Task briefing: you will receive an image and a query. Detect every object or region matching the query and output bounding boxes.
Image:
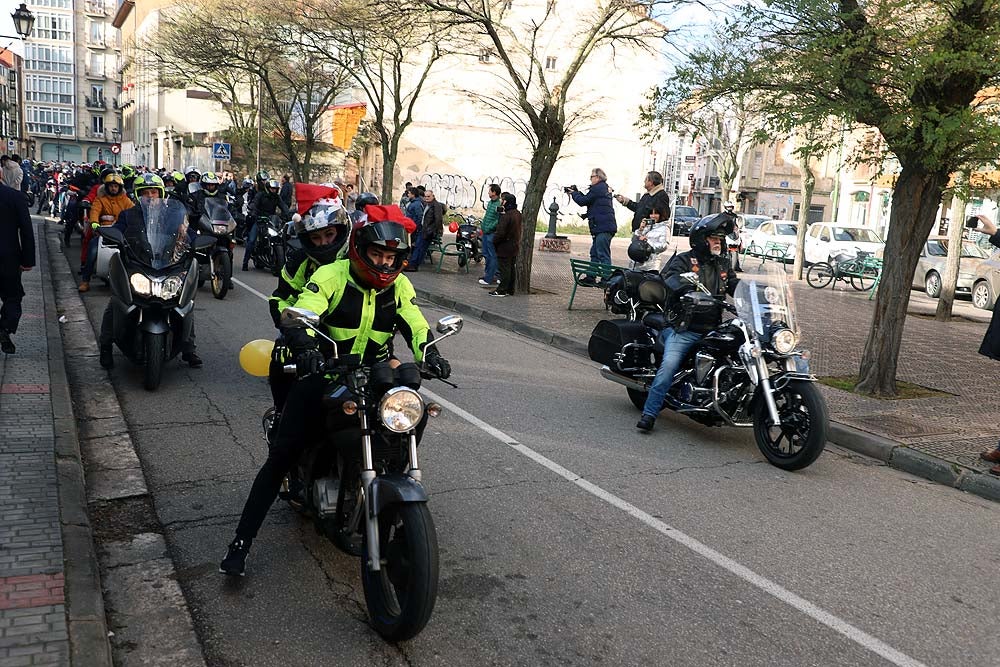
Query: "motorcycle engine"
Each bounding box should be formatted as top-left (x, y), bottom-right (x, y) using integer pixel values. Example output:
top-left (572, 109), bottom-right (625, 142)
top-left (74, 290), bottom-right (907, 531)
top-left (312, 477), bottom-right (340, 518)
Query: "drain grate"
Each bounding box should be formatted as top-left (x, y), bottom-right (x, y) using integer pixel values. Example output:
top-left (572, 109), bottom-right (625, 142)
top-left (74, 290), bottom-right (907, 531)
top-left (847, 414), bottom-right (955, 440)
top-left (914, 437), bottom-right (998, 471)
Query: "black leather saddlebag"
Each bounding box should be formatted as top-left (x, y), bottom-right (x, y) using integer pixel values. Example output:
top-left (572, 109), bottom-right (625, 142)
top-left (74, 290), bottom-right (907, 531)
top-left (588, 319), bottom-right (647, 367)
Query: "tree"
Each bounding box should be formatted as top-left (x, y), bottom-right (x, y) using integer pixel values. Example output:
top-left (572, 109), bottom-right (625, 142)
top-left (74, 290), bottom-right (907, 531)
top-left (294, 0), bottom-right (443, 201)
top-left (647, 0), bottom-right (1000, 396)
top-left (419, 0), bottom-right (672, 293)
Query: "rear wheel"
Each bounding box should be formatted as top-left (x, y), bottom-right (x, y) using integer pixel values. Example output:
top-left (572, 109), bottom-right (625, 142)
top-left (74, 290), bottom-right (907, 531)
top-left (457, 251), bottom-right (468, 267)
top-left (142, 333), bottom-right (166, 391)
top-left (752, 380), bottom-right (828, 471)
top-left (924, 271), bottom-right (942, 298)
top-left (806, 262), bottom-right (834, 289)
top-left (211, 252), bottom-right (231, 300)
top-left (626, 388), bottom-right (648, 411)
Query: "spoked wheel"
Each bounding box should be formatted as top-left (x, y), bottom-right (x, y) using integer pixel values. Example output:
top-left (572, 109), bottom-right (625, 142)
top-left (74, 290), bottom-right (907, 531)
top-left (752, 380), bottom-right (828, 470)
top-left (211, 252), bottom-right (232, 299)
top-left (973, 281), bottom-right (995, 310)
top-left (805, 262), bottom-right (834, 289)
top-left (850, 267), bottom-right (879, 291)
top-left (626, 388), bottom-right (648, 411)
top-left (362, 502), bottom-right (438, 642)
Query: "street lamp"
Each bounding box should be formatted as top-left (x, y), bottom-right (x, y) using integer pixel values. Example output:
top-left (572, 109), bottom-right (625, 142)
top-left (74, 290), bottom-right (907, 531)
top-left (1, 4), bottom-right (34, 40)
top-left (54, 128), bottom-right (62, 163)
top-left (111, 128), bottom-right (119, 166)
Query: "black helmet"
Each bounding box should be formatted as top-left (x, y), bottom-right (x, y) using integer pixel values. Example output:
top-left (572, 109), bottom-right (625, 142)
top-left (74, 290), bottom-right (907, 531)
top-left (355, 191), bottom-right (379, 212)
top-left (295, 205), bottom-right (349, 265)
top-left (628, 237), bottom-right (654, 264)
top-left (689, 212), bottom-right (736, 260)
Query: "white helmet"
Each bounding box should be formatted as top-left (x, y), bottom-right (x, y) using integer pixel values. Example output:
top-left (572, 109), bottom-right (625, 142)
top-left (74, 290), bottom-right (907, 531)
top-left (723, 201), bottom-right (736, 210)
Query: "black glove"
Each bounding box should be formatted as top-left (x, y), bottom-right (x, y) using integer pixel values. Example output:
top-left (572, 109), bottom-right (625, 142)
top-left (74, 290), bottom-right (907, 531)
top-left (295, 349), bottom-right (324, 377)
top-left (421, 346), bottom-right (451, 380)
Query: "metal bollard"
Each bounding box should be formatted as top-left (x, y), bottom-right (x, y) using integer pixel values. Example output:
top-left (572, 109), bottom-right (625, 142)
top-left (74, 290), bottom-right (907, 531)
top-left (545, 198), bottom-right (563, 239)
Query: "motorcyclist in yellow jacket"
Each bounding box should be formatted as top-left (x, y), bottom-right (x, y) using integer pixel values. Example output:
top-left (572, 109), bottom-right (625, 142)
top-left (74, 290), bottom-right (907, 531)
top-left (220, 220), bottom-right (451, 577)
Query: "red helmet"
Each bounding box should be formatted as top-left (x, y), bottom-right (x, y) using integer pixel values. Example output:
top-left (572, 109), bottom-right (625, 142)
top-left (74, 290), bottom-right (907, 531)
top-left (348, 221), bottom-right (410, 290)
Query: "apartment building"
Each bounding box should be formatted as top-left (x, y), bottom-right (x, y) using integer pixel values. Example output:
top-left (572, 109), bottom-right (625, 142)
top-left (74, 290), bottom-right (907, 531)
top-left (24, 0), bottom-right (122, 163)
top-left (0, 49), bottom-right (27, 156)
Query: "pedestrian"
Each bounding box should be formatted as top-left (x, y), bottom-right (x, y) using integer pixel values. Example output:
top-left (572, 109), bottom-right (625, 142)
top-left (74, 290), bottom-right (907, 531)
top-left (0, 181), bottom-right (35, 354)
top-left (399, 181), bottom-right (413, 209)
top-left (569, 167), bottom-right (617, 283)
top-left (406, 189), bottom-right (444, 271)
top-left (279, 174), bottom-right (294, 209)
top-left (975, 214), bottom-right (1000, 475)
top-left (404, 187), bottom-right (425, 241)
top-left (1, 155), bottom-right (22, 191)
top-left (479, 183), bottom-right (501, 287)
top-left (490, 192), bottom-right (522, 297)
top-left (615, 170), bottom-right (671, 233)
top-left (722, 201), bottom-right (743, 271)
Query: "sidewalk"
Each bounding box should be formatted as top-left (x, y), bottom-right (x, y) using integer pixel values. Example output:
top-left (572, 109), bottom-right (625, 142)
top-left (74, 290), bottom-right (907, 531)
top-left (0, 221), bottom-right (111, 666)
top-left (407, 232), bottom-right (1000, 502)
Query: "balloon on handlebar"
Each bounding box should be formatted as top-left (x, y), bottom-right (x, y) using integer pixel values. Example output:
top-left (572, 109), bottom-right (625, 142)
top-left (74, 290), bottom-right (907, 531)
top-left (239, 339), bottom-right (274, 377)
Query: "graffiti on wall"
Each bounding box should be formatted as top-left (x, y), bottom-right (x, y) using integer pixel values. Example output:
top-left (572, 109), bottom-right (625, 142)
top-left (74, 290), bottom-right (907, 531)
top-left (417, 173), bottom-right (478, 209)
top-left (416, 172), bottom-right (588, 217)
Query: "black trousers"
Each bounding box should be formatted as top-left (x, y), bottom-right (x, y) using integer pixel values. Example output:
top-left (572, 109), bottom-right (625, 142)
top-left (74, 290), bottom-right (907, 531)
top-left (0, 270), bottom-right (24, 334)
top-left (497, 256), bottom-right (516, 295)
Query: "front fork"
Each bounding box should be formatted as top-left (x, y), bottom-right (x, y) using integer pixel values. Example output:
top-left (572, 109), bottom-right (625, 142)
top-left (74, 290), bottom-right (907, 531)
top-left (359, 407), bottom-right (382, 571)
top-left (744, 341), bottom-right (782, 426)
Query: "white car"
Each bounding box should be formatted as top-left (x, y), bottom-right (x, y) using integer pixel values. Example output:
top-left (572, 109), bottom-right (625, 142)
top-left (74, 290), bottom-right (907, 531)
top-left (805, 222), bottom-right (885, 264)
top-left (743, 220), bottom-right (799, 258)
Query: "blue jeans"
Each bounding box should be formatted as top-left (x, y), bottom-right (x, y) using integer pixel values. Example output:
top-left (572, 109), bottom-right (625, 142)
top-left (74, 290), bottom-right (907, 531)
top-left (81, 231), bottom-right (99, 281)
top-left (482, 233), bottom-right (497, 282)
top-left (243, 218), bottom-right (260, 268)
top-left (642, 327), bottom-right (703, 419)
top-left (590, 232), bottom-right (613, 267)
top-left (410, 234), bottom-right (429, 267)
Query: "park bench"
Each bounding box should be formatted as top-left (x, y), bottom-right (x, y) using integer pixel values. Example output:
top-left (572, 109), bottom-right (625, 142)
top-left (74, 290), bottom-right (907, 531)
top-left (744, 240), bottom-right (792, 267)
top-left (568, 258), bottom-right (627, 310)
top-left (424, 237), bottom-right (470, 274)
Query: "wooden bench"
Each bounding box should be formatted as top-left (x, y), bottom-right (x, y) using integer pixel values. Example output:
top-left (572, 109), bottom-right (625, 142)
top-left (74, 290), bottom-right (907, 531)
top-left (568, 258), bottom-right (627, 310)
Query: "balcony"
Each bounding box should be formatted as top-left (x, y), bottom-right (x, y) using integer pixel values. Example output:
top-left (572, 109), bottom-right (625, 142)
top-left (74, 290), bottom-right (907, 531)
top-left (84, 0), bottom-right (108, 17)
top-left (84, 128), bottom-right (106, 140)
top-left (85, 95), bottom-right (106, 110)
top-left (84, 66), bottom-right (106, 80)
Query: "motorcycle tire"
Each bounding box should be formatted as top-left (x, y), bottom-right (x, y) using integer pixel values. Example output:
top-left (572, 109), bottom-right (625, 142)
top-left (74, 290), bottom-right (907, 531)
top-left (211, 252), bottom-right (231, 300)
top-left (626, 388), bottom-right (648, 411)
top-left (752, 380), bottom-right (828, 471)
top-left (142, 332), bottom-right (167, 392)
top-left (805, 262), bottom-right (834, 289)
top-left (457, 252), bottom-right (468, 268)
top-left (362, 502), bottom-right (439, 642)
top-left (271, 245), bottom-right (285, 277)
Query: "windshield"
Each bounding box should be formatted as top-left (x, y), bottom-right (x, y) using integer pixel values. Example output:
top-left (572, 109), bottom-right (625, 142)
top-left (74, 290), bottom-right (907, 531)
top-left (733, 264), bottom-right (798, 339)
top-left (138, 198), bottom-right (191, 269)
top-left (203, 196), bottom-right (233, 222)
top-left (833, 227), bottom-right (882, 243)
top-left (926, 239), bottom-right (990, 259)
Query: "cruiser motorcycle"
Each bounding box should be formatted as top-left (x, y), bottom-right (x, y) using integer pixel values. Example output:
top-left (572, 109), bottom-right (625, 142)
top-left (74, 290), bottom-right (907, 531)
top-left (589, 265), bottom-right (828, 470)
top-left (242, 308), bottom-right (463, 641)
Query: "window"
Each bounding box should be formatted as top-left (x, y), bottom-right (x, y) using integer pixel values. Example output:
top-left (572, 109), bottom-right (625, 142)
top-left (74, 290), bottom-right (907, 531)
top-left (820, 228), bottom-right (830, 242)
top-left (833, 227), bottom-right (882, 243)
top-left (32, 12), bottom-right (72, 41)
top-left (92, 115), bottom-right (104, 134)
top-left (31, 0), bottom-right (72, 8)
top-left (24, 74), bottom-right (73, 104)
top-left (478, 48), bottom-right (492, 63)
top-left (88, 21), bottom-right (105, 45)
top-left (90, 84), bottom-right (104, 102)
top-left (25, 105), bottom-right (74, 135)
top-left (25, 44), bottom-right (73, 73)
top-left (545, 56), bottom-right (557, 70)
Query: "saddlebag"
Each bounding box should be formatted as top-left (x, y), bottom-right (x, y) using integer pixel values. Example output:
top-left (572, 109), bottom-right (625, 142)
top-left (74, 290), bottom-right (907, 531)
top-left (604, 269), bottom-right (667, 314)
top-left (588, 319), bottom-right (649, 368)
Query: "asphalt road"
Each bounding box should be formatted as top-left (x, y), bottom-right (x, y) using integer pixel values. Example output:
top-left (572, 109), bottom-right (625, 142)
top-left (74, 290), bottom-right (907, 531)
top-left (63, 232), bottom-right (1000, 666)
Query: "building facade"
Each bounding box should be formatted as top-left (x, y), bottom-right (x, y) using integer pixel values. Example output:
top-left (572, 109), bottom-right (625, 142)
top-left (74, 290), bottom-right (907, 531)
top-left (0, 49), bottom-right (27, 157)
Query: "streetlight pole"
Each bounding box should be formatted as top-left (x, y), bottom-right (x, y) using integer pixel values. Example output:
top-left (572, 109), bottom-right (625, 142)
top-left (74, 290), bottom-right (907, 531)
top-left (111, 128), bottom-right (119, 166)
top-left (55, 128), bottom-right (62, 163)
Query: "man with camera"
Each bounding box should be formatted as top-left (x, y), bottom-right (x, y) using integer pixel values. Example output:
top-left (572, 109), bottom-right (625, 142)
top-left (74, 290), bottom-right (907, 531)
top-left (972, 214), bottom-right (1000, 475)
top-left (615, 171), bottom-right (671, 233)
top-left (569, 168), bottom-right (617, 284)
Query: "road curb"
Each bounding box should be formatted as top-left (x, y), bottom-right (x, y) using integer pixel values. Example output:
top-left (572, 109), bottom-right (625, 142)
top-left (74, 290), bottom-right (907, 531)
top-left (414, 284), bottom-right (1000, 504)
top-left (38, 221), bottom-right (114, 667)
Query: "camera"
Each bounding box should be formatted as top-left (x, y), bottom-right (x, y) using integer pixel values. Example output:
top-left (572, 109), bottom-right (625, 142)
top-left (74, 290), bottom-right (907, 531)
top-left (564, 185), bottom-right (577, 194)
top-left (966, 216), bottom-right (981, 229)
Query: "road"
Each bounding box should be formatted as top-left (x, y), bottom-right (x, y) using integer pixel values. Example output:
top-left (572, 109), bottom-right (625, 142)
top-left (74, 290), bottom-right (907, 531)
top-left (64, 234), bottom-right (1000, 666)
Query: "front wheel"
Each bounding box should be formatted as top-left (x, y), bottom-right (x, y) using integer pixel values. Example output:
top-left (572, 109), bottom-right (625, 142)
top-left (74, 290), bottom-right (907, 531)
top-left (142, 332), bottom-right (166, 391)
top-left (211, 252), bottom-right (232, 300)
top-left (362, 502), bottom-right (438, 642)
top-left (752, 380), bottom-right (828, 471)
top-left (626, 387), bottom-right (648, 411)
top-left (457, 251), bottom-right (468, 267)
top-left (805, 262), bottom-right (834, 289)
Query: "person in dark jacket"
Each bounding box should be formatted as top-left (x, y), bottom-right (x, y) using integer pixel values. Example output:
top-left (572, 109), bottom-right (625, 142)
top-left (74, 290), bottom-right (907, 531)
top-left (0, 182), bottom-right (35, 354)
top-left (636, 212), bottom-right (739, 432)
top-left (279, 174), bottom-right (294, 209)
top-left (490, 192), bottom-right (522, 297)
top-left (975, 215), bottom-right (1000, 474)
top-left (244, 179), bottom-right (292, 271)
top-left (570, 168), bottom-right (617, 282)
top-left (406, 189), bottom-right (444, 270)
top-left (615, 170), bottom-right (671, 232)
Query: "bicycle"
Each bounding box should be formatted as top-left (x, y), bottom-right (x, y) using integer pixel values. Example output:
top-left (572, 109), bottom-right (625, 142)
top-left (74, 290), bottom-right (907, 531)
top-left (806, 249), bottom-right (882, 291)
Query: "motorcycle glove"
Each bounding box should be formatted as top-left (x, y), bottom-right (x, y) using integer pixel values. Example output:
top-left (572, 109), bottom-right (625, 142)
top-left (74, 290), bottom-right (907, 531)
top-left (91, 222), bottom-right (99, 230)
top-left (421, 346), bottom-right (451, 380)
top-left (295, 349), bottom-right (324, 377)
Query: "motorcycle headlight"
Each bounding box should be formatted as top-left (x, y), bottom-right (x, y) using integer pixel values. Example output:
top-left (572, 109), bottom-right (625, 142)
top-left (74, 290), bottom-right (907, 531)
top-left (379, 387), bottom-right (425, 433)
top-left (161, 275), bottom-right (184, 300)
top-left (266, 227), bottom-right (280, 237)
top-left (213, 224), bottom-right (229, 233)
top-left (129, 273), bottom-right (151, 295)
top-left (771, 328), bottom-right (797, 354)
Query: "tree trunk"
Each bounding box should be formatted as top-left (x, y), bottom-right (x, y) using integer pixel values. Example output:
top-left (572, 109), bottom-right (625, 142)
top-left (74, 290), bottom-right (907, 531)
top-left (516, 140), bottom-right (561, 294)
top-left (935, 191), bottom-right (967, 320)
top-left (791, 159), bottom-right (815, 280)
top-left (380, 136), bottom-right (399, 204)
top-left (856, 167), bottom-right (947, 396)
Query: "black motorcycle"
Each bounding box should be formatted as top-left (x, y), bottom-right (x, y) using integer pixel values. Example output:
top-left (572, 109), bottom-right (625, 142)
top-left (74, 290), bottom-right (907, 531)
top-left (589, 265), bottom-right (828, 470)
top-left (95, 199), bottom-right (215, 390)
top-left (263, 307), bottom-right (462, 641)
top-left (60, 189), bottom-right (80, 247)
top-left (194, 197), bottom-right (237, 300)
top-left (248, 214), bottom-right (288, 276)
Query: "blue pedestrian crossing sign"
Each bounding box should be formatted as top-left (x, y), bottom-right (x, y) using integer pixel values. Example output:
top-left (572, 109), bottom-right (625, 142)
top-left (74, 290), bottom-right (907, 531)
top-left (212, 142), bottom-right (231, 161)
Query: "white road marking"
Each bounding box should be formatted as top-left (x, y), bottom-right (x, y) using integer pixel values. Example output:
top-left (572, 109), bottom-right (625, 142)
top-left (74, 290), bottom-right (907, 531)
top-left (241, 279), bottom-right (926, 667)
top-left (231, 277), bottom-right (271, 301)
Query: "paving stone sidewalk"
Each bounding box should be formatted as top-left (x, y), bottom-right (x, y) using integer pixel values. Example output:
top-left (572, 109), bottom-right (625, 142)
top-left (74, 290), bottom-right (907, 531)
top-left (408, 232), bottom-right (1000, 500)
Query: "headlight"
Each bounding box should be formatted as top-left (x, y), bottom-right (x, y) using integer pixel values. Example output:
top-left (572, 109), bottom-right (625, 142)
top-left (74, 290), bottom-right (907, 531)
top-left (379, 387), bottom-right (425, 433)
top-left (213, 224), bottom-right (229, 233)
top-left (771, 328), bottom-right (797, 354)
top-left (266, 227), bottom-right (280, 237)
top-left (161, 275), bottom-right (184, 299)
top-left (130, 273), bottom-right (151, 295)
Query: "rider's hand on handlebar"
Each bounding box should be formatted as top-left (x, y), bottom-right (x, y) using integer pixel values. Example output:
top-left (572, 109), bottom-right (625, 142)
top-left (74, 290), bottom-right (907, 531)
top-left (295, 349), bottom-right (324, 377)
top-left (421, 347), bottom-right (451, 380)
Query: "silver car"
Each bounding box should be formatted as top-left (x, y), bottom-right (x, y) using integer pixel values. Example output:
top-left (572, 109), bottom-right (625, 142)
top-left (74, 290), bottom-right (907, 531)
top-left (913, 236), bottom-right (989, 299)
top-left (972, 245), bottom-right (1000, 310)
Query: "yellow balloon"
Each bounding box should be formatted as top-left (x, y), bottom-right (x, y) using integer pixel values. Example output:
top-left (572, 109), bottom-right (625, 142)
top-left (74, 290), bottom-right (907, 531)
top-left (239, 339), bottom-right (274, 377)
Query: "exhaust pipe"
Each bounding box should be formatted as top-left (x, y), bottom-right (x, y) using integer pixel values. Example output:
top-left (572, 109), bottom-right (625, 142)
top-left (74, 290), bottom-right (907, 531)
top-left (600, 366), bottom-right (649, 392)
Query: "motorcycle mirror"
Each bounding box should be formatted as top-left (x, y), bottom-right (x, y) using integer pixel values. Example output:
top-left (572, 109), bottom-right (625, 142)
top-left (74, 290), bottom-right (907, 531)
top-left (435, 314), bottom-right (463, 335)
top-left (280, 307), bottom-right (321, 329)
top-left (95, 226), bottom-right (125, 245)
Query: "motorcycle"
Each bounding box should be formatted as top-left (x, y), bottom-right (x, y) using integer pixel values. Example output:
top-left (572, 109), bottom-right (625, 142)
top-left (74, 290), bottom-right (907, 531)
top-left (243, 307), bottom-right (462, 641)
top-left (589, 264), bottom-right (828, 470)
top-left (38, 179), bottom-right (57, 215)
top-left (95, 198), bottom-right (215, 390)
top-left (194, 196), bottom-right (237, 300)
top-left (454, 215), bottom-right (483, 267)
top-left (60, 189), bottom-right (80, 247)
top-left (248, 214), bottom-right (288, 276)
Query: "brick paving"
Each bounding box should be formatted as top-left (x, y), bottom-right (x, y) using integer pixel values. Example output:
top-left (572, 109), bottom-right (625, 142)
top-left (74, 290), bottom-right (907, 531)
top-left (411, 232), bottom-right (1000, 477)
top-left (0, 222), bottom-right (70, 665)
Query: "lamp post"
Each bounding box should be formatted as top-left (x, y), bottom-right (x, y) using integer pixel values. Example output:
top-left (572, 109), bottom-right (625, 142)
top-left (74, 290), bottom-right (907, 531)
top-left (111, 128), bottom-right (119, 166)
top-left (54, 128), bottom-right (61, 163)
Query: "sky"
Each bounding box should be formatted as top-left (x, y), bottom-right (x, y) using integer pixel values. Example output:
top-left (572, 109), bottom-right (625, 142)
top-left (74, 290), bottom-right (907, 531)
top-left (0, 0), bottom-right (30, 56)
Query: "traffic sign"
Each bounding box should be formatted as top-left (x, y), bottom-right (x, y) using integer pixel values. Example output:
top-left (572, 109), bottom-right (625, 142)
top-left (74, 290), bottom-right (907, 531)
top-left (110, 143), bottom-right (121, 154)
top-left (212, 142), bottom-right (231, 161)
top-left (6, 139), bottom-right (13, 151)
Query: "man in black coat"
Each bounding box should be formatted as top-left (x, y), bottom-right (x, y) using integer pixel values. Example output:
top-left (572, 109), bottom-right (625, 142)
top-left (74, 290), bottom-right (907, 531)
top-left (615, 170), bottom-right (671, 232)
top-left (0, 182), bottom-right (35, 354)
top-left (975, 215), bottom-right (1000, 475)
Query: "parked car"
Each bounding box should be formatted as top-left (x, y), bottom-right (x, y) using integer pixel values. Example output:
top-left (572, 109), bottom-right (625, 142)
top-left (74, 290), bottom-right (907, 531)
top-left (742, 220), bottom-right (799, 257)
top-left (672, 205), bottom-right (700, 236)
top-left (913, 236), bottom-right (989, 298)
top-left (804, 222), bottom-right (885, 264)
top-left (972, 248), bottom-right (1000, 310)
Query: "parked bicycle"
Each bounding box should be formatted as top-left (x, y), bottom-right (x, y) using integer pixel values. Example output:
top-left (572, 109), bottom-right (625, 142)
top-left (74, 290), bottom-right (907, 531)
top-left (806, 249), bottom-right (882, 291)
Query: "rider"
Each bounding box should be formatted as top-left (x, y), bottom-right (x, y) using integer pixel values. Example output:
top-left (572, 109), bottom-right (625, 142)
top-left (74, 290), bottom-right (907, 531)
top-left (636, 212), bottom-right (740, 432)
top-left (349, 191), bottom-right (379, 225)
top-left (79, 170), bottom-right (134, 293)
top-left (181, 165), bottom-right (201, 199)
top-left (97, 174), bottom-right (203, 370)
top-left (187, 171), bottom-right (224, 220)
top-left (219, 220), bottom-right (452, 577)
top-left (243, 178), bottom-right (291, 271)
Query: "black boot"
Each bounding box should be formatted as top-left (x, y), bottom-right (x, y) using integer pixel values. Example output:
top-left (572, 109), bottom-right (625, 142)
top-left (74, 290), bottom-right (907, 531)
top-left (99, 346), bottom-right (114, 369)
top-left (182, 350), bottom-right (203, 368)
top-left (219, 537), bottom-right (251, 577)
top-left (0, 329), bottom-right (14, 354)
top-left (636, 415), bottom-right (655, 432)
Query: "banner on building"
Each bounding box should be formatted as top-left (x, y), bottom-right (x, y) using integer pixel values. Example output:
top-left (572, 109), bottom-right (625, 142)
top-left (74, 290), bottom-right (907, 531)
top-left (330, 103), bottom-right (367, 151)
